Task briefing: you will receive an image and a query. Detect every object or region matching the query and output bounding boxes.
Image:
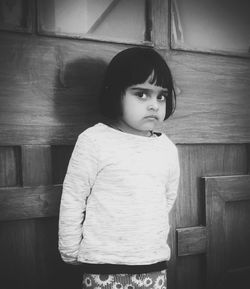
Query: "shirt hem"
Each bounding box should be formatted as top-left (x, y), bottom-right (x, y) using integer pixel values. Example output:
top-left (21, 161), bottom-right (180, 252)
top-left (78, 261), bottom-right (167, 274)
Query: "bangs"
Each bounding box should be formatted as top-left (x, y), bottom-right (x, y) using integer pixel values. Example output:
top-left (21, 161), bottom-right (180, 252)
top-left (125, 56), bottom-right (173, 90)
top-left (144, 69), bottom-right (170, 89)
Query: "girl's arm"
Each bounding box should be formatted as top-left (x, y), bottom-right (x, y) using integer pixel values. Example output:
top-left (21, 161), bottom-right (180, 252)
top-left (166, 146), bottom-right (180, 212)
top-left (58, 133), bottom-right (98, 264)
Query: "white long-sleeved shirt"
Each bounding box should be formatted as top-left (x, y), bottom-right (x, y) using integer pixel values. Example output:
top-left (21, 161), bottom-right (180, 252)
top-left (58, 122), bottom-right (180, 266)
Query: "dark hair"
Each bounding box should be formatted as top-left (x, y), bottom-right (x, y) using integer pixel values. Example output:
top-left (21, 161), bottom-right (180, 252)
top-left (99, 47), bottom-right (176, 120)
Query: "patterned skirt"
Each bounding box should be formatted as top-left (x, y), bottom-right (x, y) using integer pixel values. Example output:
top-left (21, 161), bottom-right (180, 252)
top-left (82, 270), bottom-right (167, 289)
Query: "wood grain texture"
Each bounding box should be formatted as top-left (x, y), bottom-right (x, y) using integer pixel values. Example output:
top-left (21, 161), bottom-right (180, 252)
top-left (176, 144), bottom-right (248, 227)
top-left (22, 145), bottom-right (52, 185)
top-left (0, 33), bottom-right (250, 144)
top-left (157, 50), bottom-right (250, 143)
top-left (0, 0), bottom-right (34, 33)
top-left (174, 144), bottom-right (248, 289)
top-left (176, 255), bottom-right (206, 289)
top-left (0, 146), bottom-right (21, 186)
top-left (226, 201), bottom-right (250, 270)
top-left (204, 175), bottom-right (250, 289)
top-left (20, 145), bottom-right (82, 289)
top-left (177, 226), bottom-right (207, 256)
top-left (174, 226), bottom-right (207, 288)
top-left (0, 145), bottom-right (55, 289)
top-left (0, 32), bottom-right (109, 145)
top-left (0, 219), bottom-right (38, 289)
top-left (0, 185), bottom-right (62, 221)
top-left (0, 145), bottom-right (38, 289)
top-left (205, 175), bottom-right (250, 202)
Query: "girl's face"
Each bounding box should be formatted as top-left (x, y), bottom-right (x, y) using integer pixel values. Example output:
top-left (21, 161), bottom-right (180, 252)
top-left (118, 76), bottom-right (167, 136)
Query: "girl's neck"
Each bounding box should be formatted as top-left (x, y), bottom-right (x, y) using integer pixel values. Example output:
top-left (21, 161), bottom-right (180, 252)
top-left (107, 120), bottom-right (154, 137)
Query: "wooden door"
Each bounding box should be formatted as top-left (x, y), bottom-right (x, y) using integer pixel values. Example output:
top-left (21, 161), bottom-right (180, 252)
top-left (176, 174), bottom-right (250, 289)
top-left (205, 175), bottom-right (250, 289)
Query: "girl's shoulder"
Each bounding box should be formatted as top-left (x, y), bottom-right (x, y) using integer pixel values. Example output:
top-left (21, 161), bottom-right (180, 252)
top-left (77, 122), bottom-right (117, 144)
top-left (79, 122), bottom-right (105, 136)
top-left (76, 123), bottom-right (104, 143)
top-left (159, 133), bottom-right (178, 153)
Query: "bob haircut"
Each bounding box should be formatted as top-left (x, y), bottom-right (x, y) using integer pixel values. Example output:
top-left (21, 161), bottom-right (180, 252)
top-left (99, 47), bottom-right (176, 121)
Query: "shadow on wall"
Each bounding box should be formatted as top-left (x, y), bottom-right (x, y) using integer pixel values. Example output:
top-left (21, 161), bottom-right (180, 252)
top-left (49, 57), bottom-right (108, 288)
top-left (53, 56), bottom-right (107, 138)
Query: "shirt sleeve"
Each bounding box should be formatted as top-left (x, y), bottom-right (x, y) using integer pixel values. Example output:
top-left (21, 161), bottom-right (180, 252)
top-left (58, 133), bottom-right (99, 264)
top-left (166, 145), bottom-right (180, 212)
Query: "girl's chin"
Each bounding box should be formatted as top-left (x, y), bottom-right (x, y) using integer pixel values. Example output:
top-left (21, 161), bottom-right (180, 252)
top-left (140, 123), bottom-right (156, 131)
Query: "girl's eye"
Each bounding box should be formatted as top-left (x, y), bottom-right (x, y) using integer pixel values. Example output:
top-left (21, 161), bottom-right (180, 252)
top-left (136, 92), bottom-right (148, 99)
top-left (158, 94), bottom-right (167, 102)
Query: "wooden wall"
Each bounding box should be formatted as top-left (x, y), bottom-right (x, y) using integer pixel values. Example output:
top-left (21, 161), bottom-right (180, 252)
top-left (1, 32), bottom-right (250, 145)
top-left (0, 1), bottom-right (250, 289)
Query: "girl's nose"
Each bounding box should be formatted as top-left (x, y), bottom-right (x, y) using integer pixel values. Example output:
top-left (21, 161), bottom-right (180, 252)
top-left (148, 99), bottom-right (159, 111)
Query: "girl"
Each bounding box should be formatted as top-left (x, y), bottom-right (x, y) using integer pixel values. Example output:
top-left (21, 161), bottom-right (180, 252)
top-left (58, 47), bottom-right (180, 289)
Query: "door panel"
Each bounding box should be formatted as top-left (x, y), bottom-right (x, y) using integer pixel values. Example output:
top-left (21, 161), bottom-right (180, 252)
top-left (205, 175), bottom-right (250, 289)
top-left (174, 145), bottom-right (249, 289)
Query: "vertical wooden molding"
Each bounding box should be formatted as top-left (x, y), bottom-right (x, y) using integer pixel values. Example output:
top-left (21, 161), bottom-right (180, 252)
top-left (0, 0), bottom-right (34, 33)
top-left (205, 177), bottom-right (227, 288)
top-left (37, 0), bottom-right (55, 35)
top-left (21, 145), bottom-right (52, 186)
top-left (170, 0), bottom-right (184, 50)
top-left (247, 144), bottom-right (250, 174)
top-left (151, 0), bottom-right (169, 48)
top-left (0, 146), bottom-right (21, 287)
top-left (19, 145), bottom-right (53, 287)
top-left (0, 146), bottom-right (22, 187)
top-left (24, 0), bottom-right (35, 33)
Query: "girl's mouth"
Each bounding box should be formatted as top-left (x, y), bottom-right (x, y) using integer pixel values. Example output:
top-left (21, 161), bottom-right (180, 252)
top-left (144, 115), bottom-right (158, 120)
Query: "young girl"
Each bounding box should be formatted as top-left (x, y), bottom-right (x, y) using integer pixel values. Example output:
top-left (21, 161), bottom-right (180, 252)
top-left (58, 47), bottom-right (180, 289)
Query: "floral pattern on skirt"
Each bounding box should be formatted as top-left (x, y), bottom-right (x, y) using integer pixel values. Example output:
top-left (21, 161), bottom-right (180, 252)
top-left (82, 270), bottom-right (167, 289)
